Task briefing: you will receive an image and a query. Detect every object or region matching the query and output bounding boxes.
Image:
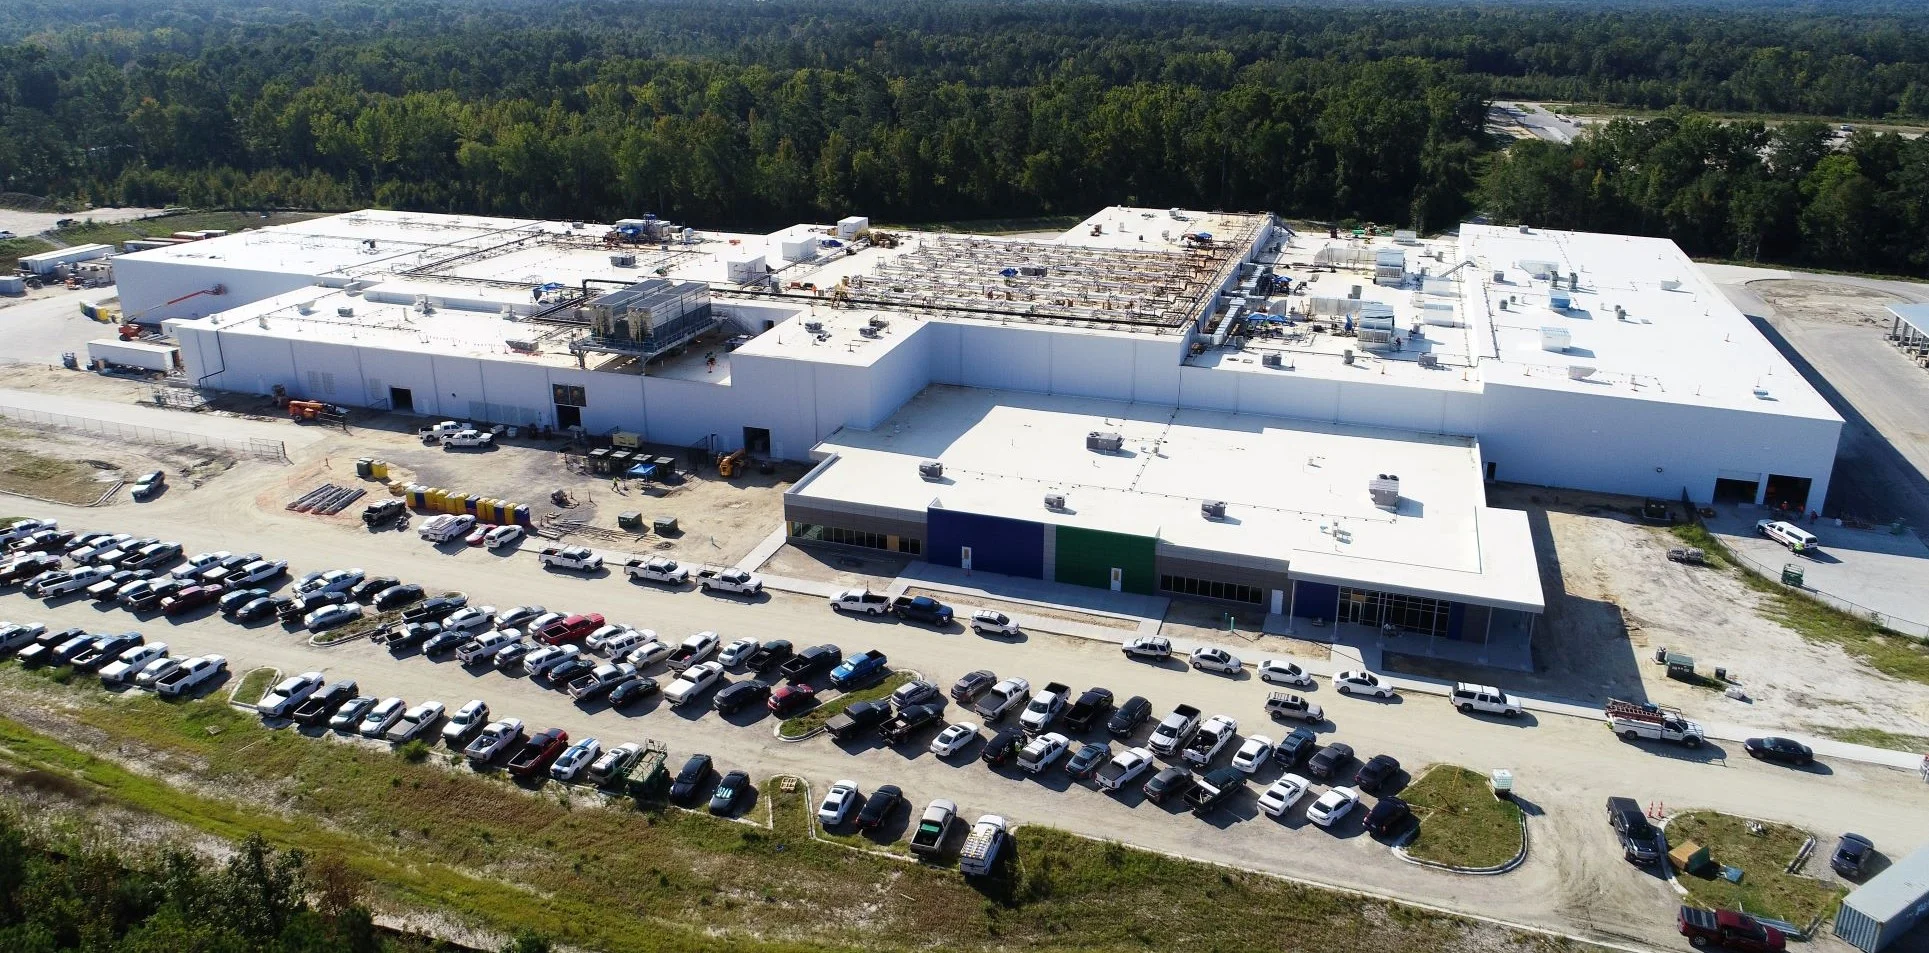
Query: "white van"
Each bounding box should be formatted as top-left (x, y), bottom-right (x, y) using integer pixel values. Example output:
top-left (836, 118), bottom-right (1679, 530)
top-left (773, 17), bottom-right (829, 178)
top-left (1756, 519), bottom-right (1818, 553)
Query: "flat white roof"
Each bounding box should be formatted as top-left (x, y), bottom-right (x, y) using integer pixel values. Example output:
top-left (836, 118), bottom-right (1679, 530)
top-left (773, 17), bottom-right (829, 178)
top-left (796, 385), bottom-right (1544, 611)
top-left (1460, 224), bottom-right (1837, 418)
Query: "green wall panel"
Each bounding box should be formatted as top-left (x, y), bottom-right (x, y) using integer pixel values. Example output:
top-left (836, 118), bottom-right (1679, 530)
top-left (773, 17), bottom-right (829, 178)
top-left (1055, 525), bottom-right (1156, 595)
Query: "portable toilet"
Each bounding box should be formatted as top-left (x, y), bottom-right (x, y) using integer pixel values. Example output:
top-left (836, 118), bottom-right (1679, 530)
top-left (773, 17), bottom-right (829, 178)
top-left (463, 494), bottom-right (480, 515)
top-left (407, 484), bottom-right (427, 509)
top-left (513, 503), bottom-right (532, 526)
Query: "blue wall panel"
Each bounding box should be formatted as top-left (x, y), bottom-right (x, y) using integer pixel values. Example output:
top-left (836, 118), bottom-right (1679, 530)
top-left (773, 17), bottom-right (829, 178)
top-left (926, 508), bottom-right (1046, 579)
top-left (1447, 602), bottom-right (1467, 640)
top-left (1292, 581), bottom-right (1340, 620)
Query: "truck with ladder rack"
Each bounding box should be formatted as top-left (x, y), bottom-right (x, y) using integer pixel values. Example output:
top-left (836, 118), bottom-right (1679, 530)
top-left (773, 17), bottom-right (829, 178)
top-left (1606, 698), bottom-right (1705, 748)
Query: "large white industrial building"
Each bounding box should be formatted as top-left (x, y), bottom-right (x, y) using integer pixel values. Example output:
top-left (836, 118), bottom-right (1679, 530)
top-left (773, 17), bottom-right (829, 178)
top-left (114, 205), bottom-right (1843, 668)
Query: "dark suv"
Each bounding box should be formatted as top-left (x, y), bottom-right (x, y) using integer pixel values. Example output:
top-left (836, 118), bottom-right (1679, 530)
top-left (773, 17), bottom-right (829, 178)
top-left (1606, 796), bottom-right (1663, 864)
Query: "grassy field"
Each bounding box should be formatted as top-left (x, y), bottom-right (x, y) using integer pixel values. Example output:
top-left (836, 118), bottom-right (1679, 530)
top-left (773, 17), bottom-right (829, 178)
top-left (1806, 724), bottom-right (1929, 753)
top-left (0, 665), bottom-right (1586, 953)
top-left (0, 446), bottom-right (115, 505)
top-left (47, 209), bottom-right (328, 248)
top-left (230, 667), bottom-right (279, 706)
top-left (1400, 765), bottom-right (1525, 869)
top-left (0, 236), bottom-right (58, 272)
top-left (1667, 812), bottom-right (1845, 927)
top-left (777, 670), bottom-right (912, 739)
top-left (1669, 524), bottom-right (1929, 686)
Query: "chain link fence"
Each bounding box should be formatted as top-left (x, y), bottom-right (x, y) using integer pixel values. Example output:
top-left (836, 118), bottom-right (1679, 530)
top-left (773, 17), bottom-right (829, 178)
top-left (0, 403), bottom-right (287, 462)
top-left (1721, 542), bottom-right (1929, 640)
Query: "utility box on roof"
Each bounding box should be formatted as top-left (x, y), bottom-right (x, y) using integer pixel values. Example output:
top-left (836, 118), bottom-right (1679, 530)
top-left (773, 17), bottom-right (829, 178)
top-left (1374, 249), bottom-right (1406, 286)
top-left (725, 255), bottom-right (767, 284)
top-left (837, 216), bottom-right (870, 240)
top-left (1836, 845), bottom-right (1929, 952)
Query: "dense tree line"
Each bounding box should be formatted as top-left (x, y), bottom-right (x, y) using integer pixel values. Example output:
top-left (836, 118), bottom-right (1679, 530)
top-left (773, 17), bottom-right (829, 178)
top-left (5, 0), bottom-right (1929, 272)
top-left (1480, 113), bottom-right (1929, 275)
top-left (0, 812), bottom-right (547, 953)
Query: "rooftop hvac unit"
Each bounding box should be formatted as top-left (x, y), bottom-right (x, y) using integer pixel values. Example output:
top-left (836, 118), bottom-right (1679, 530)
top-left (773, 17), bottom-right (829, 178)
top-left (610, 253), bottom-right (636, 267)
top-left (1086, 431), bottom-right (1124, 453)
top-left (1368, 474), bottom-right (1400, 509)
top-left (868, 317), bottom-right (890, 329)
top-left (1044, 493), bottom-right (1067, 511)
top-left (1660, 277), bottom-right (1682, 291)
top-left (1568, 365), bottom-right (1597, 380)
top-left (336, 306), bottom-right (354, 317)
top-left (1262, 352), bottom-right (1283, 368)
top-left (1418, 353), bottom-right (1439, 368)
top-left (1549, 290), bottom-right (1572, 311)
top-left (859, 325), bottom-right (880, 338)
top-left (1493, 271), bottom-right (1506, 283)
top-left (1343, 349), bottom-right (1355, 365)
top-left (1348, 284), bottom-right (1363, 299)
top-left (295, 300), bottom-right (316, 314)
top-left (506, 339), bottom-right (538, 353)
top-left (1541, 326), bottom-right (1572, 352)
top-left (804, 320), bottom-right (824, 333)
top-left (1614, 305), bottom-right (1628, 321)
top-left (918, 460), bottom-right (944, 481)
top-left (1201, 500), bottom-right (1228, 521)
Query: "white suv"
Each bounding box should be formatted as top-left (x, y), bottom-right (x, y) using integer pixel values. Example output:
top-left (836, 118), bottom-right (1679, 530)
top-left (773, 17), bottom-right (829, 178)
top-left (1450, 682), bottom-right (1521, 717)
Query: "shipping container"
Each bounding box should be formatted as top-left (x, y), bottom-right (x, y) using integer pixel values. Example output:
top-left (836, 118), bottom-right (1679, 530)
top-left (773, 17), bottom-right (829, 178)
top-left (1836, 845), bottom-right (1929, 952)
top-left (86, 338), bottom-right (178, 372)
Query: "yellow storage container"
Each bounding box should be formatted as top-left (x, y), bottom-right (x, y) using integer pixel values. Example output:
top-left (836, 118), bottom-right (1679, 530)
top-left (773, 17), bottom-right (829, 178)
top-left (371, 459), bottom-right (389, 479)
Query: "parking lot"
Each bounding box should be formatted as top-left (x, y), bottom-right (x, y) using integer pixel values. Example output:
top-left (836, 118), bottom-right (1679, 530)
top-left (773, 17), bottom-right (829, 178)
top-left (3, 481), bottom-right (1922, 951)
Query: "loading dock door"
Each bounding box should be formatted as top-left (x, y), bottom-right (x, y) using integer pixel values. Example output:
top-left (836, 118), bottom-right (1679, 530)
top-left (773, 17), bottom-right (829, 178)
top-left (389, 386), bottom-right (413, 412)
top-left (926, 509), bottom-right (1044, 579)
top-left (1763, 474), bottom-right (1812, 511)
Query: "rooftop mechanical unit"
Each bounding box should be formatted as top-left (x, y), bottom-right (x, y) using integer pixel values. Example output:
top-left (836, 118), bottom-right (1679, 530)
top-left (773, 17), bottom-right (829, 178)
top-left (918, 460), bottom-right (944, 481)
top-left (1044, 493), bottom-right (1067, 511)
top-left (610, 253), bottom-right (636, 268)
top-left (1262, 352), bottom-right (1283, 368)
top-left (1201, 500), bottom-right (1227, 521)
top-left (1368, 474), bottom-right (1401, 509)
top-left (1086, 431), bottom-right (1124, 453)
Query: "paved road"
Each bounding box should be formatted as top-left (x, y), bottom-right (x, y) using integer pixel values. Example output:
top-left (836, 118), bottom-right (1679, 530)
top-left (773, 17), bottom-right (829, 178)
top-left (0, 206), bottom-right (165, 239)
top-left (3, 474), bottom-right (1921, 952)
top-left (1493, 102), bottom-right (1579, 144)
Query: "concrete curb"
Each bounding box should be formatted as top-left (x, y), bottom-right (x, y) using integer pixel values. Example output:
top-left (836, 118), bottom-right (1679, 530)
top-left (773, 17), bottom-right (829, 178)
top-left (1392, 808), bottom-right (1530, 876)
top-left (781, 775), bottom-right (919, 865)
top-left (226, 665), bottom-right (278, 710)
top-left (773, 669), bottom-right (923, 744)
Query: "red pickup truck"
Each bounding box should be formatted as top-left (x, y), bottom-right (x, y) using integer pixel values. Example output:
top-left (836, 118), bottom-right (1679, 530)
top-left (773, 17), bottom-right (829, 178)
top-left (161, 584), bottom-right (224, 616)
top-left (506, 728), bottom-right (569, 777)
top-left (1678, 906), bottom-right (1785, 951)
top-left (535, 613), bottom-right (605, 646)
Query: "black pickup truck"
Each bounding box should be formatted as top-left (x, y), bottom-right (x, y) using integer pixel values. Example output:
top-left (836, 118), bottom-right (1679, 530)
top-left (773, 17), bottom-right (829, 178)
top-left (291, 681), bottom-right (360, 727)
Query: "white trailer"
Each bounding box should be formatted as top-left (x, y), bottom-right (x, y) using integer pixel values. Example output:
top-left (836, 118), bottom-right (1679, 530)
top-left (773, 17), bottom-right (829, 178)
top-left (87, 338), bottom-right (179, 372)
top-left (19, 243), bottom-right (113, 275)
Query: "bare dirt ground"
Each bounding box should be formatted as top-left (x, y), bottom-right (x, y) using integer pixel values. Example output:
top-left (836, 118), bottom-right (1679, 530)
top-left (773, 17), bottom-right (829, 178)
top-left (0, 423), bottom-right (235, 507)
top-left (0, 206), bottom-right (166, 237)
top-left (763, 543), bottom-right (908, 591)
top-left (1414, 486), bottom-right (1929, 739)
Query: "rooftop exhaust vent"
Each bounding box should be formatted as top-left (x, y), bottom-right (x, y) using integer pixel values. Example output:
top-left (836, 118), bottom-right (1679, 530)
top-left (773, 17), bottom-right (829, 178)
top-left (1368, 474), bottom-right (1400, 509)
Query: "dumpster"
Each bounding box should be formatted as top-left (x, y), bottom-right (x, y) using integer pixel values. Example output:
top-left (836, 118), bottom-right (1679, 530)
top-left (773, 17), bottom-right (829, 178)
top-left (618, 512), bottom-right (643, 531)
top-left (653, 516), bottom-right (679, 535)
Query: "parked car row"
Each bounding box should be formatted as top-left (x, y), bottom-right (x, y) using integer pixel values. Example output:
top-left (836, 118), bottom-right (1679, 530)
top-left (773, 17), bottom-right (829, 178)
top-left (0, 620), bottom-right (228, 698)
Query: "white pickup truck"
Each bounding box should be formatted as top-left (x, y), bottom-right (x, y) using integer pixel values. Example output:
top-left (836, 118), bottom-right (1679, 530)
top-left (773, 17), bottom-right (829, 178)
top-left (539, 545), bottom-right (603, 572)
top-left (1182, 714), bottom-right (1238, 766)
top-left (829, 588), bottom-right (891, 614)
top-left (442, 429), bottom-right (494, 448)
top-left (1606, 698), bottom-right (1705, 748)
top-left (419, 514), bottom-right (475, 543)
top-left (624, 556), bottom-right (689, 585)
top-left (664, 661), bottom-right (723, 706)
top-left (418, 421), bottom-right (466, 443)
top-left (463, 717), bottom-right (525, 762)
top-left (698, 566), bottom-right (763, 595)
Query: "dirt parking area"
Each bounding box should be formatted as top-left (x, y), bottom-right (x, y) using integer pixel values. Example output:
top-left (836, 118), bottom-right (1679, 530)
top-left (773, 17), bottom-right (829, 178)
top-left (1402, 486), bottom-right (1929, 741)
top-left (282, 416), bottom-right (805, 566)
top-left (761, 543), bottom-right (908, 591)
top-left (0, 422), bottom-right (234, 506)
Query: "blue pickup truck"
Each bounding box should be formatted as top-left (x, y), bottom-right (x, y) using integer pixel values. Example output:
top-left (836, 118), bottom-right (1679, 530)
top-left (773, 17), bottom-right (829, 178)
top-left (830, 649), bottom-right (889, 689)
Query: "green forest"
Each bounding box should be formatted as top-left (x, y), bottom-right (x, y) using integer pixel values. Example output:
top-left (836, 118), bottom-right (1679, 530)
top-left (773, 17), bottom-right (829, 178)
top-left (4, 0), bottom-right (1929, 273)
top-left (0, 811), bottom-right (548, 953)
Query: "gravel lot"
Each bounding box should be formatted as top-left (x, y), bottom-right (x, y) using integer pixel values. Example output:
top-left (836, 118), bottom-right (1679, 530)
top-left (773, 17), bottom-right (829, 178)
top-left (2, 458), bottom-right (1924, 951)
